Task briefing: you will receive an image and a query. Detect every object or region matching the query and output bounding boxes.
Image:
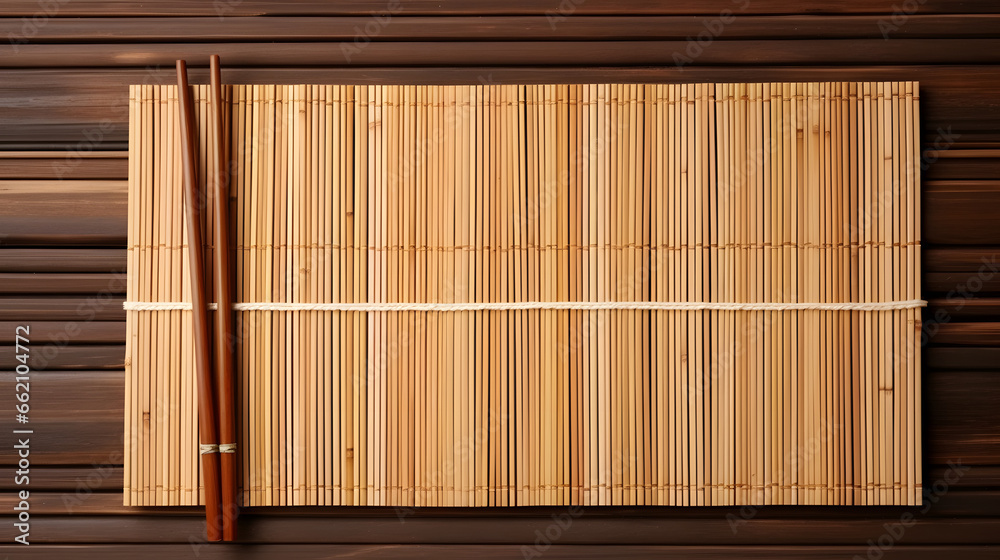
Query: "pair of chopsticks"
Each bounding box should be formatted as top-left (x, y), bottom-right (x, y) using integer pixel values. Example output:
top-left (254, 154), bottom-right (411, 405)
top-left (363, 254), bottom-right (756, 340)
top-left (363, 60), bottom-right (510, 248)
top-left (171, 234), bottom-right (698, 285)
top-left (176, 55), bottom-right (238, 542)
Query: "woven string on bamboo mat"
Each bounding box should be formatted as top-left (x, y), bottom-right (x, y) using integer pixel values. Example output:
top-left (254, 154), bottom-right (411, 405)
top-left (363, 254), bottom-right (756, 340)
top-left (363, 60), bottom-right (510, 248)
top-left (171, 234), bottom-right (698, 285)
top-left (124, 83), bottom-right (922, 507)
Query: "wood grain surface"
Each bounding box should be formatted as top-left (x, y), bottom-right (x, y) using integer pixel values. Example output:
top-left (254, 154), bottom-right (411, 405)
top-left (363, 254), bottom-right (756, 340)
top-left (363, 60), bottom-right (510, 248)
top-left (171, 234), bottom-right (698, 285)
top-left (0, 1), bottom-right (997, 556)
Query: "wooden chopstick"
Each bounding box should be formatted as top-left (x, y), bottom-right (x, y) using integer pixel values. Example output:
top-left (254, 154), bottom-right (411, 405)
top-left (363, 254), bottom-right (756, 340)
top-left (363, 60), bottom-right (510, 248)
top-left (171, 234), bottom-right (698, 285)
top-left (208, 54), bottom-right (239, 542)
top-left (175, 59), bottom-right (223, 542)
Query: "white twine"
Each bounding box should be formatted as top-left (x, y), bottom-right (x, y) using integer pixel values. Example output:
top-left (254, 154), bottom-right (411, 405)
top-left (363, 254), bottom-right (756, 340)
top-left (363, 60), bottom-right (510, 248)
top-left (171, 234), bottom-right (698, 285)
top-left (218, 443), bottom-right (237, 454)
top-left (199, 443), bottom-right (219, 455)
top-left (125, 299), bottom-right (927, 312)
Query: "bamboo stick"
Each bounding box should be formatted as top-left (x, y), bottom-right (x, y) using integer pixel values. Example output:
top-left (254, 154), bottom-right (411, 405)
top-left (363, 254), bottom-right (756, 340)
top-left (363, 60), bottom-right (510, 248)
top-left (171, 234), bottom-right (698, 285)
top-left (904, 81), bottom-right (917, 506)
top-left (624, 83), bottom-right (637, 506)
top-left (125, 84), bottom-right (136, 507)
top-left (792, 81), bottom-right (803, 505)
top-left (231, 84), bottom-right (246, 508)
top-left (876, 81), bottom-right (888, 506)
top-left (663, 85), bottom-right (674, 506)
top-left (274, 84), bottom-right (284, 507)
top-left (306, 84), bottom-right (319, 508)
top-left (246, 84), bottom-right (260, 508)
top-left (151, 83), bottom-right (164, 508)
top-left (665, 83), bottom-right (676, 506)
top-left (163, 83), bottom-right (175, 507)
top-left (165, 83), bottom-right (178, 508)
top-left (848, 81), bottom-right (861, 506)
top-left (573, 83), bottom-right (586, 506)
top-left (354, 83), bottom-right (363, 506)
top-left (414, 85), bottom-right (426, 508)
top-left (912, 81), bottom-right (923, 507)
top-left (136, 83), bottom-right (147, 507)
top-left (600, 83), bottom-right (611, 507)
top-left (768, 82), bottom-right (777, 504)
top-left (608, 83), bottom-right (620, 507)
top-left (383, 85), bottom-right (396, 506)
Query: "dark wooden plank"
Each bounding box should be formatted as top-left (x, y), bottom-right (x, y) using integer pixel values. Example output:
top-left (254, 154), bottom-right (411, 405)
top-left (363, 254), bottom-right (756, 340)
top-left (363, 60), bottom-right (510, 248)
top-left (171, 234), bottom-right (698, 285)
top-left (926, 347), bottom-right (1000, 371)
top-left (926, 273), bottom-right (1000, 295)
top-left (0, 151), bottom-right (123, 158)
top-left (926, 298), bottom-right (1000, 321)
top-left (924, 248), bottom-right (1000, 272)
top-left (8, 514), bottom-right (1000, 545)
top-left (195, 511), bottom-right (1000, 542)
top-left (0, 544), bottom-right (997, 560)
top-left (0, 467), bottom-right (123, 492)
top-left (0, 273), bottom-right (127, 294)
top-left (0, 249), bottom-right (127, 272)
top-left (0, 370), bottom-right (122, 420)
top-left (2, 419), bottom-right (121, 465)
top-left (5, 66), bottom-right (1000, 147)
top-left (0, 296), bottom-right (125, 321)
top-left (5, 66), bottom-right (1000, 94)
top-left (924, 191), bottom-right (1000, 245)
top-left (0, 321), bottom-right (125, 344)
top-left (3, 485), bottom-right (999, 520)
top-left (933, 149), bottom-right (1000, 159)
top-left (0, 370), bottom-right (122, 465)
top-left (1, 179), bottom-right (126, 194)
top-left (6, 40), bottom-right (1000, 69)
top-left (0, 345), bottom-right (124, 369)
top-left (927, 371), bottom-right (1000, 464)
top-left (933, 323), bottom-right (1000, 345)
top-left (4, 15), bottom-right (1000, 42)
top-left (0, 157), bottom-right (128, 179)
top-left (0, 177), bottom-right (124, 197)
top-left (925, 180), bottom-right (1000, 192)
top-left (923, 369), bottom-right (1000, 463)
top-left (0, 183), bottom-right (128, 248)
top-left (924, 157), bottom-right (1000, 181)
top-left (1, 0), bottom-right (998, 16)
top-left (0, 215), bottom-right (126, 246)
top-left (928, 465), bottom-right (1000, 488)
top-left (142, 514), bottom-right (1000, 544)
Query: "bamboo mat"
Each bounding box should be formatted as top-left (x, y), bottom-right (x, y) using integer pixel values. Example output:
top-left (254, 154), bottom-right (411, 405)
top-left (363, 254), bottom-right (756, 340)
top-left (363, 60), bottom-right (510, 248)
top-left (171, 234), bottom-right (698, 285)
top-left (124, 82), bottom-right (922, 507)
